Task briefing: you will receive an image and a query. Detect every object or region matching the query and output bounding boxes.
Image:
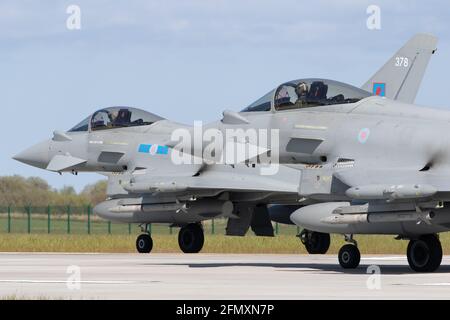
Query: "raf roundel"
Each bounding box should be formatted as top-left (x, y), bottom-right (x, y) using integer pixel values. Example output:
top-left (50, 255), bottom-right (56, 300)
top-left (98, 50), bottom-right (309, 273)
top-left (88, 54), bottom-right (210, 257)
top-left (358, 128), bottom-right (370, 144)
top-left (138, 144), bottom-right (169, 155)
top-left (149, 144), bottom-right (159, 155)
top-left (372, 82), bottom-right (386, 97)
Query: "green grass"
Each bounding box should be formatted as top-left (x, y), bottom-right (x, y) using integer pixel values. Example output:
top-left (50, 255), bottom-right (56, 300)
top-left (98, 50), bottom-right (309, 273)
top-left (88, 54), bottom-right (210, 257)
top-left (2, 233), bottom-right (450, 254)
top-left (0, 215), bottom-right (301, 235)
top-left (2, 214), bottom-right (450, 254)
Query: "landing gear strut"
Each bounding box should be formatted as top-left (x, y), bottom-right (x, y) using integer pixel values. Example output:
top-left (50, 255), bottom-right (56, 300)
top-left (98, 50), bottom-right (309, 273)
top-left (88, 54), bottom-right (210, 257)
top-left (299, 229), bottom-right (330, 254)
top-left (136, 224), bottom-right (153, 253)
top-left (178, 223), bottom-right (204, 253)
top-left (407, 234), bottom-right (442, 272)
top-left (338, 234), bottom-right (360, 269)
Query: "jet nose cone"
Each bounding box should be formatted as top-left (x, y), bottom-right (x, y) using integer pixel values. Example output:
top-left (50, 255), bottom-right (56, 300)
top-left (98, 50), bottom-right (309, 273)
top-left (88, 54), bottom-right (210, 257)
top-left (13, 140), bottom-right (51, 169)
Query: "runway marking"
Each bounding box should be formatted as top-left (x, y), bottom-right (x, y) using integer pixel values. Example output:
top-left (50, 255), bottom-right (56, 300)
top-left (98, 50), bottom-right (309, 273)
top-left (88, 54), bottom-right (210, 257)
top-left (361, 256), bottom-right (406, 261)
top-left (415, 283), bottom-right (450, 286)
top-left (0, 280), bottom-right (159, 285)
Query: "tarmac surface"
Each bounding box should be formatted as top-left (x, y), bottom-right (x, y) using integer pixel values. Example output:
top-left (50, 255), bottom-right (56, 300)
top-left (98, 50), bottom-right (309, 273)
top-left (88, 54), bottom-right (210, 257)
top-left (1, 253), bottom-right (450, 299)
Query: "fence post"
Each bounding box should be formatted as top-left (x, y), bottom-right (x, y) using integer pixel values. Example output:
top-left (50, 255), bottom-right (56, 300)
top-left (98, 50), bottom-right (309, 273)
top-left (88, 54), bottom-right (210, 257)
top-left (275, 222), bottom-right (279, 235)
top-left (7, 206), bottom-right (11, 233)
top-left (47, 205), bottom-right (51, 234)
top-left (87, 205), bottom-right (91, 235)
top-left (148, 223), bottom-right (152, 234)
top-left (26, 205), bottom-right (31, 234)
top-left (67, 205), bottom-right (71, 234)
top-left (108, 221), bottom-right (111, 234)
top-left (211, 219), bottom-right (215, 235)
top-left (128, 223), bottom-right (131, 235)
top-left (169, 226), bottom-right (173, 235)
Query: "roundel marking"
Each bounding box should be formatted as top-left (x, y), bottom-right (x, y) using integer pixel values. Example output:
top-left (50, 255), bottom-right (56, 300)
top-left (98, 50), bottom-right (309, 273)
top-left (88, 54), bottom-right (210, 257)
top-left (358, 128), bottom-right (370, 144)
top-left (149, 144), bottom-right (159, 155)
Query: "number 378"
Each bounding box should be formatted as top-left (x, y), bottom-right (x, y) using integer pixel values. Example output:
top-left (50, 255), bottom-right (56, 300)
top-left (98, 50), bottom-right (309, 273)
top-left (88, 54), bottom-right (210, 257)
top-left (395, 56), bottom-right (409, 67)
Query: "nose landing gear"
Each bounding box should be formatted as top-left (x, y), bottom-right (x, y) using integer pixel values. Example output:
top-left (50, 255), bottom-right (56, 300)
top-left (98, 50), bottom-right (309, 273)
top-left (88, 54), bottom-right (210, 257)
top-left (136, 224), bottom-right (153, 253)
top-left (338, 234), bottom-right (360, 269)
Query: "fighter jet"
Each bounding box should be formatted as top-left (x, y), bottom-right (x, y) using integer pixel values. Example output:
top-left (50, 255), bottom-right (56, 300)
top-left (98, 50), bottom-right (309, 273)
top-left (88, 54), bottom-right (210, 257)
top-left (14, 33), bottom-right (443, 272)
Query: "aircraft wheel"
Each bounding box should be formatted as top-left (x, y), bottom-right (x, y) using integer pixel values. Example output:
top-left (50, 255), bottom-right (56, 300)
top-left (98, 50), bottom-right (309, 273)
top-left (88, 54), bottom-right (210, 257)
top-left (178, 223), bottom-right (204, 253)
top-left (136, 233), bottom-right (153, 253)
top-left (300, 229), bottom-right (330, 254)
top-left (407, 234), bottom-right (442, 272)
top-left (338, 244), bottom-right (360, 269)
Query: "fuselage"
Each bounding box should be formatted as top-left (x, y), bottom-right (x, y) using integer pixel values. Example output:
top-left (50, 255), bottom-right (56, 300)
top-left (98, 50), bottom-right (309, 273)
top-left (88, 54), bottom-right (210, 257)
top-left (15, 95), bottom-right (450, 202)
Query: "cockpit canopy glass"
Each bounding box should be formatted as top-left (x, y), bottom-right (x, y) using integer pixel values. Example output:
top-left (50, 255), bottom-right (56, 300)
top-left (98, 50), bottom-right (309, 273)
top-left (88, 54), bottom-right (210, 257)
top-left (68, 116), bottom-right (90, 132)
top-left (274, 79), bottom-right (371, 111)
top-left (68, 107), bottom-right (164, 132)
top-left (241, 78), bottom-right (371, 112)
top-left (241, 89), bottom-right (274, 112)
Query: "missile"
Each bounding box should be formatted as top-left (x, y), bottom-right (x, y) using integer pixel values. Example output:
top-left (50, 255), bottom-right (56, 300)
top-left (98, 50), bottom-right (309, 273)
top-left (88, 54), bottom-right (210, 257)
top-left (95, 198), bottom-right (234, 223)
top-left (109, 202), bottom-right (185, 213)
top-left (345, 184), bottom-right (437, 200)
top-left (321, 211), bottom-right (435, 224)
top-left (123, 181), bottom-right (188, 193)
top-left (109, 200), bottom-right (233, 215)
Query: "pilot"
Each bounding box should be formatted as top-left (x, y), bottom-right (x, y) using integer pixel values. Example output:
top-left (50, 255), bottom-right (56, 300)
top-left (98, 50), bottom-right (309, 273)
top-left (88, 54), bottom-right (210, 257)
top-left (114, 109), bottom-right (132, 126)
top-left (91, 112), bottom-right (108, 129)
top-left (295, 82), bottom-right (309, 108)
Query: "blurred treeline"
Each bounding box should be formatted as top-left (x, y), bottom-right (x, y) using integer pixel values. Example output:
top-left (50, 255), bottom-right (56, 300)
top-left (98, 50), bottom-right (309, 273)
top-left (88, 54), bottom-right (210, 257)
top-left (0, 175), bottom-right (107, 206)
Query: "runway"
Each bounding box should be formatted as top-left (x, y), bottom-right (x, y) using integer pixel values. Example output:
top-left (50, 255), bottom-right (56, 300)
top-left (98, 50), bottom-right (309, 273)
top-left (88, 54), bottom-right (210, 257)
top-left (1, 253), bottom-right (450, 299)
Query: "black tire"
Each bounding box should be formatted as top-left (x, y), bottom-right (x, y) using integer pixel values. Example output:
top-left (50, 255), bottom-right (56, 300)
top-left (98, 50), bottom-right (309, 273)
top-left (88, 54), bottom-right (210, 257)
top-left (338, 244), bottom-right (360, 269)
top-left (407, 234), bottom-right (442, 272)
top-left (136, 233), bottom-right (153, 253)
top-left (178, 223), bottom-right (204, 253)
top-left (300, 230), bottom-right (331, 254)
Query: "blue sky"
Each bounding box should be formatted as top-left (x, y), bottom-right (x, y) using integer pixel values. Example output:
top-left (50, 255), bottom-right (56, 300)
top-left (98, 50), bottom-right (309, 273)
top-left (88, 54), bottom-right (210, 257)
top-left (1, 0), bottom-right (450, 191)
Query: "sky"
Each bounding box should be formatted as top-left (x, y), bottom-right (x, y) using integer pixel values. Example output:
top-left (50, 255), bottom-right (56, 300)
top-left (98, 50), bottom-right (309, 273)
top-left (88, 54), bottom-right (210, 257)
top-left (1, 0), bottom-right (450, 191)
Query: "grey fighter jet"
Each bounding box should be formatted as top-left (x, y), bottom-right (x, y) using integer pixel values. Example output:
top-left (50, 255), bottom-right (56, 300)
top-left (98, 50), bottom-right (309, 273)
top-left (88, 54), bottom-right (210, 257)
top-left (14, 34), bottom-right (444, 272)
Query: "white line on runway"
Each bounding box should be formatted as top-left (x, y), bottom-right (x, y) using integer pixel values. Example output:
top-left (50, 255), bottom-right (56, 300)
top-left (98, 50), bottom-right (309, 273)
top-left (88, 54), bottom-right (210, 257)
top-left (415, 283), bottom-right (450, 286)
top-left (362, 256), bottom-right (406, 261)
top-left (0, 280), bottom-right (159, 285)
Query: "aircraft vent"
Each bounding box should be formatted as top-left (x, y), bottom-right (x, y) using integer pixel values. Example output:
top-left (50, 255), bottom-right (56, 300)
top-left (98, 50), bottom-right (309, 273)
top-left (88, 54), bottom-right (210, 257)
top-left (333, 158), bottom-right (355, 169)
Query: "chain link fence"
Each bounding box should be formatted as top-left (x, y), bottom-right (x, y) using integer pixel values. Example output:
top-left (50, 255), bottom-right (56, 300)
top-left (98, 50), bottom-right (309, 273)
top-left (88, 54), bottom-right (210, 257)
top-left (0, 205), bottom-right (300, 235)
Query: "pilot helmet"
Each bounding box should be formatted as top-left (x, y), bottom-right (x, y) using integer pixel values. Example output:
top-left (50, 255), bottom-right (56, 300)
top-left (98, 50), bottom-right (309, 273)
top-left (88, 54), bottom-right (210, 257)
top-left (296, 82), bottom-right (309, 96)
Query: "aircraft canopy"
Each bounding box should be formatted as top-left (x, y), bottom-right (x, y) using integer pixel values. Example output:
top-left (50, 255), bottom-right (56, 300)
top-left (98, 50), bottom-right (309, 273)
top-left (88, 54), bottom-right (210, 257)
top-left (241, 78), bottom-right (371, 112)
top-left (68, 107), bottom-right (164, 132)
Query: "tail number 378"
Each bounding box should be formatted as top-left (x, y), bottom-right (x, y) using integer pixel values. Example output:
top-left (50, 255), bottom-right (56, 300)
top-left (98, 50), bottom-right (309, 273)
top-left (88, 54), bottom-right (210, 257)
top-left (395, 56), bottom-right (409, 67)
